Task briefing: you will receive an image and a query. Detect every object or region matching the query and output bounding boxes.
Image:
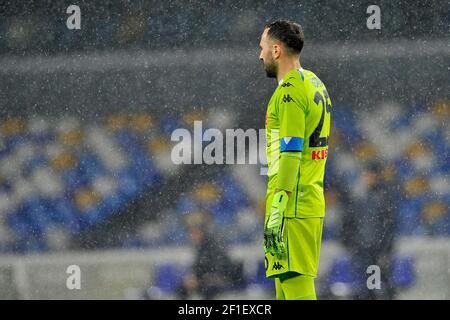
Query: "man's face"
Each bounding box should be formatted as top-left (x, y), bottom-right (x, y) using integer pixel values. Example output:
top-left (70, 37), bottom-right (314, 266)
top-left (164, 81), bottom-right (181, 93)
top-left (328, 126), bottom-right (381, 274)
top-left (259, 28), bottom-right (277, 78)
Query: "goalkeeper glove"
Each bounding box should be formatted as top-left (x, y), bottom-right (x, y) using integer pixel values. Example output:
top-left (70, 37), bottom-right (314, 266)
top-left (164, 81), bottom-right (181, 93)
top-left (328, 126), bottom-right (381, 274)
top-left (264, 190), bottom-right (289, 259)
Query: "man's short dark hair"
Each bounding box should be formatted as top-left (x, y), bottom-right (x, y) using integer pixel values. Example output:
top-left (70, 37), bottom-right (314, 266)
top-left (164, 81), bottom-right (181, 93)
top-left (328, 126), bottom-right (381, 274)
top-left (265, 20), bottom-right (304, 55)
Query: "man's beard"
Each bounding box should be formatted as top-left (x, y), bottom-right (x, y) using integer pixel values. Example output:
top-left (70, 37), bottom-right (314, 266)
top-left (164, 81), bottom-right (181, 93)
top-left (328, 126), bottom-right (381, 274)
top-left (264, 59), bottom-right (277, 78)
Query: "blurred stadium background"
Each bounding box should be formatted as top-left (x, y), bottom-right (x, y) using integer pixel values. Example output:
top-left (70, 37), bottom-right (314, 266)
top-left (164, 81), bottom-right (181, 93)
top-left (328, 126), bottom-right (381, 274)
top-left (0, 0), bottom-right (448, 299)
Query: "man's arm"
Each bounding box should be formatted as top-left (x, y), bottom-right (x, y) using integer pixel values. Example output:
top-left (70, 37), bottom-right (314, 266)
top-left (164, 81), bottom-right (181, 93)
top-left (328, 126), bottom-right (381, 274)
top-left (264, 147), bottom-right (302, 258)
top-left (276, 150), bottom-right (302, 195)
top-left (264, 83), bottom-right (305, 258)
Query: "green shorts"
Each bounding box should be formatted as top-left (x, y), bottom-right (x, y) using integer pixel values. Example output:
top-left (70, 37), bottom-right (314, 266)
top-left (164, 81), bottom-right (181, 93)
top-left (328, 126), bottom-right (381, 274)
top-left (265, 217), bottom-right (324, 279)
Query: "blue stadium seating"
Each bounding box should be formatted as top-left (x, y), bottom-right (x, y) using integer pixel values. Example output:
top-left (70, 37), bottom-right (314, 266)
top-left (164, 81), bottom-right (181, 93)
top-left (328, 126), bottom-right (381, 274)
top-left (152, 263), bottom-right (190, 294)
top-left (392, 256), bottom-right (415, 289)
top-left (0, 100), bottom-right (448, 254)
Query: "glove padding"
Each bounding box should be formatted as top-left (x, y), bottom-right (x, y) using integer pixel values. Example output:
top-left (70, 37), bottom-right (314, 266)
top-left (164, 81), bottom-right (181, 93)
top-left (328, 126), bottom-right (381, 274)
top-left (264, 190), bottom-right (289, 259)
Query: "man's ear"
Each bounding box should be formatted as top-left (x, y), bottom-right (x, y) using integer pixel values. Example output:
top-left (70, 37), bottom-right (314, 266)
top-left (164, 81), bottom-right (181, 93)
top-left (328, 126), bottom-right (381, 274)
top-left (272, 43), bottom-right (282, 59)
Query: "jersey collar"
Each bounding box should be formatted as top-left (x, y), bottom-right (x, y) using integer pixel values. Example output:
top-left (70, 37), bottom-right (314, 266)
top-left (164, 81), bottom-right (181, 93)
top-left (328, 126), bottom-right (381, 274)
top-left (278, 67), bottom-right (304, 86)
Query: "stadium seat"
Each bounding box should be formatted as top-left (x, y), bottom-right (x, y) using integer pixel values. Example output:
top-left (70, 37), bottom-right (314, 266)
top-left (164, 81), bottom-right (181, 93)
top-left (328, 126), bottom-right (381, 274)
top-left (327, 255), bottom-right (358, 297)
top-left (392, 256), bottom-right (415, 289)
top-left (152, 263), bottom-right (189, 294)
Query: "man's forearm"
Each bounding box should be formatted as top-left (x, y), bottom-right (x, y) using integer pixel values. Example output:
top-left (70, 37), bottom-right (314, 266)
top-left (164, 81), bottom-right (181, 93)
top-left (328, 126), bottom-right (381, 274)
top-left (276, 152), bottom-right (301, 194)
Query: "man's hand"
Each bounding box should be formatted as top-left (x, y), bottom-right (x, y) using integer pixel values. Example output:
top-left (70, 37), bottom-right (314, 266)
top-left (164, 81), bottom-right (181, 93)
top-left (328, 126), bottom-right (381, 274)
top-left (264, 190), bottom-right (289, 259)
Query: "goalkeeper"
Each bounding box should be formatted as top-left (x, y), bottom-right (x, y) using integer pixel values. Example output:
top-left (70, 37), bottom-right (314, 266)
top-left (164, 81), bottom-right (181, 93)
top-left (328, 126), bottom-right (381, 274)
top-left (258, 21), bottom-right (332, 300)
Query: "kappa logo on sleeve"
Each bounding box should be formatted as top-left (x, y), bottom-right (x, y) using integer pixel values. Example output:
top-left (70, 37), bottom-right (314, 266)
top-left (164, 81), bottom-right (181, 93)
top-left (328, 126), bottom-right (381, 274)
top-left (272, 262), bottom-right (284, 271)
top-left (282, 94), bottom-right (294, 103)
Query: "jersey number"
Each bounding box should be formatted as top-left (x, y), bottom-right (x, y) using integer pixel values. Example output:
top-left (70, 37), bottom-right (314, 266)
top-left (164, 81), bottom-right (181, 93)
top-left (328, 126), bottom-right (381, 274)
top-left (310, 89), bottom-right (331, 148)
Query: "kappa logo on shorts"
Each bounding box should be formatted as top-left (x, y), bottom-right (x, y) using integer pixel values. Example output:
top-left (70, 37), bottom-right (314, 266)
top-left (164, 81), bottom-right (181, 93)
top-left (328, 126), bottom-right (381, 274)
top-left (272, 262), bottom-right (284, 271)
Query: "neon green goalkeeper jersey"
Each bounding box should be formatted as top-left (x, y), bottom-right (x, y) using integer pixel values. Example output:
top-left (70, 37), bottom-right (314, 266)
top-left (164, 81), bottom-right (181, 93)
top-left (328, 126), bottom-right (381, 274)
top-left (265, 67), bottom-right (331, 218)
